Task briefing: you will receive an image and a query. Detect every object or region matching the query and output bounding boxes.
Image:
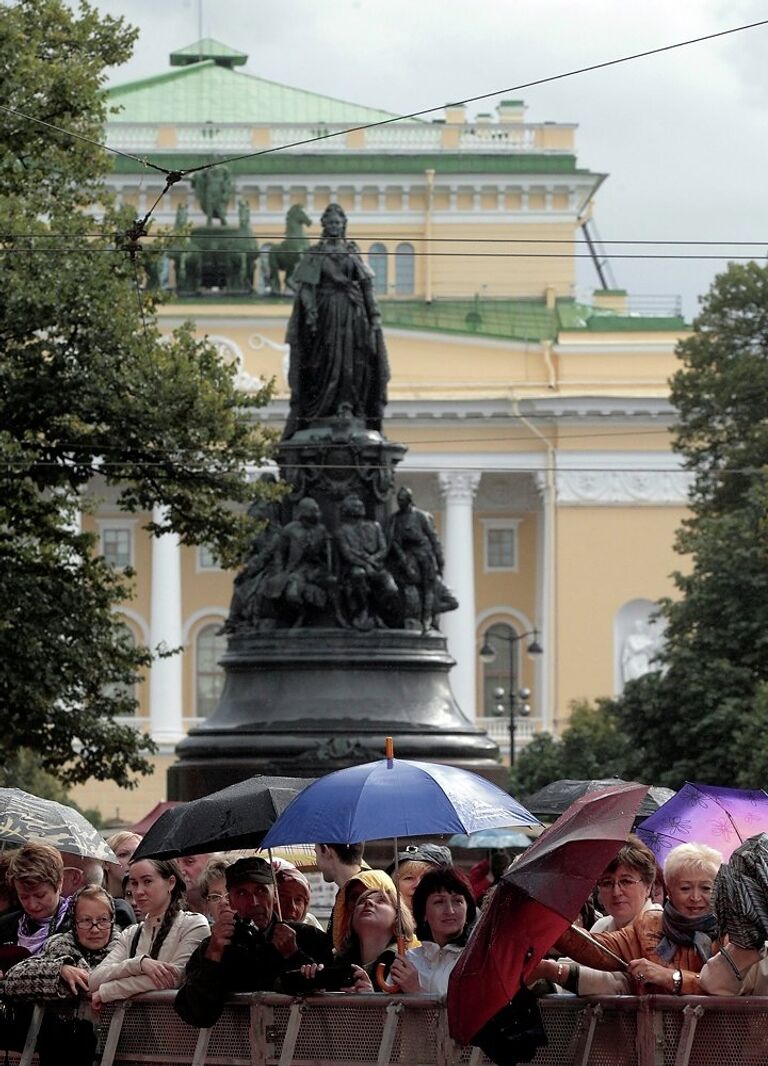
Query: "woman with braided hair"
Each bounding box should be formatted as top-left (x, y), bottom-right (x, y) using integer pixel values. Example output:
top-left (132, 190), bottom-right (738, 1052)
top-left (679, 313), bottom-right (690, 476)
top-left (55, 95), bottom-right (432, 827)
top-left (88, 859), bottom-right (208, 1008)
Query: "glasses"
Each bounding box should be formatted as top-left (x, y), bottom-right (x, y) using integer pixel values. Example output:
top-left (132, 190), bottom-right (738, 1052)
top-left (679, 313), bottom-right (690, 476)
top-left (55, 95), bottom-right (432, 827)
top-left (205, 893), bottom-right (227, 903)
top-left (75, 917), bottom-right (112, 929)
top-left (597, 877), bottom-right (644, 892)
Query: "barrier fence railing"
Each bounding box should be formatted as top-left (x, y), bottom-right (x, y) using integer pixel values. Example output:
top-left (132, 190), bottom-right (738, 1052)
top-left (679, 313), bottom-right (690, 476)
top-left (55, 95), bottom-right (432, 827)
top-left (7, 992), bottom-right (768, 1066)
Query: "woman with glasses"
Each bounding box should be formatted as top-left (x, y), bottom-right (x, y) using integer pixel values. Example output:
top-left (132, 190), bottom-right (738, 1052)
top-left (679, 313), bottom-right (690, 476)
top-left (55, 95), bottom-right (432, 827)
top-left (88, 858), bottom-right (208, 1008)
top-left (591, 835), bottom-right (661, 933)
top-left (539, 842), bottom-right (722, 995)
top-left (3, 885), bottom-right (118, 1066)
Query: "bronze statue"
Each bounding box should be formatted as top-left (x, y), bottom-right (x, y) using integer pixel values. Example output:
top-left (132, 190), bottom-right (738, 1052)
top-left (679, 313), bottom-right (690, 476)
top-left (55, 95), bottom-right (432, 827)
top-left (223, 499), bottom-right (282, 633)
top-left (265, 497), bottom-right (333, 628)
top-left (336, 494), bottom-right (398, 631)
top-left (192, 167), bottom-right (234, 226)
top-left (267, 204), bottom-right (312, 294)
top-left (282, 203), bottom-right (390, 439)
top-left (387, 486), bottom-right (455, 632)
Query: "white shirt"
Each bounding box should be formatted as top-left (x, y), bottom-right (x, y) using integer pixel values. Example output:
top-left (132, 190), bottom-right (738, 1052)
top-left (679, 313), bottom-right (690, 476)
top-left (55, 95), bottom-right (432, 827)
top-left (405, 941), bottom-right (463, 995)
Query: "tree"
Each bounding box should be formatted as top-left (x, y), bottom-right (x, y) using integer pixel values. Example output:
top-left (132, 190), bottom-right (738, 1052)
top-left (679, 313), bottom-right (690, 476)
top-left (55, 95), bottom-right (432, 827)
top-left (510, 701), bottom-right (631, 795)
top-left (0, 1), bottom-right (275, 787)
top-left (606, 262), bottom-right (768, 788)
top-left (0, 748), bottom-right (104, 827)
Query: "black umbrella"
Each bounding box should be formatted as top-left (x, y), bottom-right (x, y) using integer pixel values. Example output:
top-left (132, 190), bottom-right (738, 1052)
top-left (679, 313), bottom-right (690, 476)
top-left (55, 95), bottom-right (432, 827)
top-left (132, 774), bottom-right (315, 860)
top-left (523, 778), bottom-right (675, 821)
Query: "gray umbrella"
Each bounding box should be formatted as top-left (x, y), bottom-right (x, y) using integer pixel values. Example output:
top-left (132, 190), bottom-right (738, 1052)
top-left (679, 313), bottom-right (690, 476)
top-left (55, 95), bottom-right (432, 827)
top-left (0, 788), bottom-right (117, 863)
top-left (523, 779), bottom-right (675, 820)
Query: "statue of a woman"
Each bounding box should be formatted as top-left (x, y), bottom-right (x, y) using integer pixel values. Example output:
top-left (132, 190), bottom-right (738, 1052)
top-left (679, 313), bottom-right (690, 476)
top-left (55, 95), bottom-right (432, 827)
top-left (282, 203), bottom-right (389, 439)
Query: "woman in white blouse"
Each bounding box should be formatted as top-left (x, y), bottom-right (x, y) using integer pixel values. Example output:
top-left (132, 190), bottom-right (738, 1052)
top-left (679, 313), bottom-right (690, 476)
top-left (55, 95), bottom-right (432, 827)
top-left (389, 866), bottom-right (476, 995)
top-left (89, 858), bottom-right (208, 1008)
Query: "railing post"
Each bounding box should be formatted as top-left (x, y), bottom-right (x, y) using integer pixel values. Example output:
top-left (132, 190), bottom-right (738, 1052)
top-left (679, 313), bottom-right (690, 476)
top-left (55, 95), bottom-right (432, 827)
top-left (18, 1003), bottom-right (45, 1066)
top-left (99, 1003), bottom-right (127, 1066)
top-left (278, 1001), bottom-right (305, 1066)
top-left (573, 1003), bottom-right (603, 1066)
top-left (635, 998), bottom-right (665, 1066)
top-left (673, 1004), bottom-right (705, 1066)
top-left (191, 1026), bottom-right (212, 1066)
top-left (377, 1001), bottom-right (403, 1066)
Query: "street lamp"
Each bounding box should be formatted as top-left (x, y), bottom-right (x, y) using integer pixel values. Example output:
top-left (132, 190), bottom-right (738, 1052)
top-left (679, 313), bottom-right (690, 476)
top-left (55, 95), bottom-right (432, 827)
top-left (479, 628), bottom-right (543, 765)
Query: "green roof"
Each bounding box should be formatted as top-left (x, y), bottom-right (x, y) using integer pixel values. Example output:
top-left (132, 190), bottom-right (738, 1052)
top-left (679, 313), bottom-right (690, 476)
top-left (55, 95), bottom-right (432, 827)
top-left (107, 57), bottom-right (400, 126)
top-left (170, 39), bottom-right (247, 67)
top-left (379, 298), bottom-right (686, 342)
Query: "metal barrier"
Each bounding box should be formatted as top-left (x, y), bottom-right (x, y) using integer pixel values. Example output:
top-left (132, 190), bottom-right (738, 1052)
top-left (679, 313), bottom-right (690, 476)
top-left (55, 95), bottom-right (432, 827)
top-left (7, 993), bottom-right (768, 1066)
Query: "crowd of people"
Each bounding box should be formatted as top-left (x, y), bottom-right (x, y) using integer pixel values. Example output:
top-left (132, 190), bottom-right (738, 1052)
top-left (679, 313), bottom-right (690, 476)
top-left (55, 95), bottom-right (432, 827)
top-left (0, 821), bottom-right (767, 1063)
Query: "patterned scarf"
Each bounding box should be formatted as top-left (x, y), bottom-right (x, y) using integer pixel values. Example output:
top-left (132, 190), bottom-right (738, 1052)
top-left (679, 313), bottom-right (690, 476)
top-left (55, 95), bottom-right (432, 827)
top-left (17, 895), bottom-right (71, 955)
top-left (656, 901), bottom-right (717, 964)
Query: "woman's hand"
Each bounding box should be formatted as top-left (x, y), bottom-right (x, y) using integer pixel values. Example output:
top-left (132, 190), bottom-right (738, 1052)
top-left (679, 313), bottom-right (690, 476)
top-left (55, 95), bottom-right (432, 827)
top-left (90, 991), bottom-right (103, 1012)
top-left (342, 964), bottom-right (373, 994)
top-left (626, 958), bottom-right (675, 990)
top-left (530, 959), bottom-right (560, 984)
top-left (388, 956), bottom-right (421, 993)
top-left (60, 964), bottom-right (90, 995)
top-left (140, 957), bottom-right (179, 990)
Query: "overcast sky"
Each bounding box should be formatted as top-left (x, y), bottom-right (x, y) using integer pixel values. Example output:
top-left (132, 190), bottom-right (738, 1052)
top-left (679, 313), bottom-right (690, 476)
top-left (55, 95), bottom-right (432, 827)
top-left (89, 0), bottom-right (768, 319)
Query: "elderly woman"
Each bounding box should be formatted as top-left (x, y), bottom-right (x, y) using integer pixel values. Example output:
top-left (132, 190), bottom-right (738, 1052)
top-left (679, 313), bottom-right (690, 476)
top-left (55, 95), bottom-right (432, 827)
top-left (389, 865), bottom-right (476, 994)
top-left (3, 885), bottom-right (118, 1066)
top-left (0, 842), bottom-right (71, 967)
top-left (283, 202), bottom-right (389, 439)
top-left (276, 866), bottom-right (323, 930)
top-left (387, 844), bottom-right (452, 913)
top-left (544, 842), bottom-right (722, 995)
top-left (591, 835), bottom-right (661, 933)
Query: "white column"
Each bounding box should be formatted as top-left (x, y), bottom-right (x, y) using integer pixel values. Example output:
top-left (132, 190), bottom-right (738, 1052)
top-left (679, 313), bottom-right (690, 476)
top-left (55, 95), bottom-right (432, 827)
top-left (149, 505), bottom-right (184, 744)
top-left (438, 471), bottom-right (481, 718)
top-left (534, 472), bottom-right (556, 733)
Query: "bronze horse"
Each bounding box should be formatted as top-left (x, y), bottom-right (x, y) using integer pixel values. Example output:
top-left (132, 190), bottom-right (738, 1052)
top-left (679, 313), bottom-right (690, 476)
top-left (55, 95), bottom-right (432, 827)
top-left (267, 204), bottom-right (312, 293)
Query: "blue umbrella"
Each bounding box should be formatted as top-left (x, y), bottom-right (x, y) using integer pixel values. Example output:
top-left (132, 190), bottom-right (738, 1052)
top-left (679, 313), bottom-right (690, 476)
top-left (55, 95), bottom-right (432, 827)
top-left (260, 758), bottom-right (540, 847)
top-left (448, 828), bottom-right (532, 849)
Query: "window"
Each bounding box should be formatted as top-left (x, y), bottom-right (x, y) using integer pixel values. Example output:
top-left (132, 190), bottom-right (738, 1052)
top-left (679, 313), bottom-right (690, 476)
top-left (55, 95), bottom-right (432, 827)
top-left (368, 243), bottom-right (388, 295)
top-left (198, 545), bottom-right (220, 571)
top-left (394, 242), bottom-right (415, 295)
top-left (196, 624), bottom-right (228, 717)
top-left (484, 522), bottom-right (518, 571)
top-left (102, 527), bottom-right (132, 569)
top-left (481, 622), bottom-right (519, 717)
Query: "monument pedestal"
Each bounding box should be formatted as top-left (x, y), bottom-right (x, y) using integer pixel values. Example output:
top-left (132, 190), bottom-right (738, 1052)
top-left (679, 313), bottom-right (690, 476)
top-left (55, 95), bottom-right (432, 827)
top-left (168, 629), bottom-right (505, 799)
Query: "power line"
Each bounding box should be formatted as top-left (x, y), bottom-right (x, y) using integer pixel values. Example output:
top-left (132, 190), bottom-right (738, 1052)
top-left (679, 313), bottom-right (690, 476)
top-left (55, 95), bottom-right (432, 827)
top-left (5, 233), bottom-right (768, 246)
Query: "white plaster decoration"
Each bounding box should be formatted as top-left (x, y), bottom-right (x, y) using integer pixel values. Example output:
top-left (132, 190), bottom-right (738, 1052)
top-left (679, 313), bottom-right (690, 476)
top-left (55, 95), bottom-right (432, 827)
top-left (149, 504), bottom-right (184, 746)
top-left (614, 599), bottom-right (666, 695)
top-left (438, 471), bottom-right (481, 719)
top-left (556, 470), bottom-right (692, 505)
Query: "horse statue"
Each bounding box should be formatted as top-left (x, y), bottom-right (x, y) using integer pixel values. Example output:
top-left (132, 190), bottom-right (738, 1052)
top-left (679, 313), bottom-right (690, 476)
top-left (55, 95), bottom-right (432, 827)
top-left (267, 204), bottom-right (312, 293)
top-left (191, 167), bottom-right (234, 226)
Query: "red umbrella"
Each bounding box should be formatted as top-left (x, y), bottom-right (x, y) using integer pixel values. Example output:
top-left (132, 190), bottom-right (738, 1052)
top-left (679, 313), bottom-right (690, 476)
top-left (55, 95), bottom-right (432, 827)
top-left (447, 781), bottom-right (648, 1048)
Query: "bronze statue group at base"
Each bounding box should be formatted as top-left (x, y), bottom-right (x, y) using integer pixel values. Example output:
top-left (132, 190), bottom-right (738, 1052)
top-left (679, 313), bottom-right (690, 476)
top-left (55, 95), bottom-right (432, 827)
top-left (225, 203), bottom-right (456, 635)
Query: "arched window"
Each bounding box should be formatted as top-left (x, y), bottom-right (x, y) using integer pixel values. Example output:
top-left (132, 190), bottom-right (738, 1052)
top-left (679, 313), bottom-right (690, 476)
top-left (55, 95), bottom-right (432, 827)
top-left (368, 243), bottom-right (388, 295)
top-left (481, 622), bottom-right (520, 717)
top-left (196, 623), bottom-right (228, 717)
top-left (394, 242), bottom-right (415, 295)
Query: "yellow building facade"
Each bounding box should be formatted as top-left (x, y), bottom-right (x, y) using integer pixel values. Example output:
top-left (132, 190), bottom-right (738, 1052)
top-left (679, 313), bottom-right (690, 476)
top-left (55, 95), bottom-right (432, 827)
top-left (72, 40), bottom-right (689, 819)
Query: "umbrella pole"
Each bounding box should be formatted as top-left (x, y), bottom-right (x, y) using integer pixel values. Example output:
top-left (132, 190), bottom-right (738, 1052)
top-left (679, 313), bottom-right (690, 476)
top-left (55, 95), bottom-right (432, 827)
top-left (568, 924), bottom-right (628, 971)
top-left (267, 847), bottom-right (283, 921)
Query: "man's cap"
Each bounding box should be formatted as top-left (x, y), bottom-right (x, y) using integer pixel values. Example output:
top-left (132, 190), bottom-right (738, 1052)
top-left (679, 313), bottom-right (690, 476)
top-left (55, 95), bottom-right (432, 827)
top-left (387, 843), bottom-right (452, 874)
top-left (225, 857), bottom-right (274, 888)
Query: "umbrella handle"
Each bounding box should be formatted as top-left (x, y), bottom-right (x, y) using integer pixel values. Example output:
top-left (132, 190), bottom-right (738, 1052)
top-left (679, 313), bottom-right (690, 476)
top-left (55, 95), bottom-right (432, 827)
top-left (375, 936), bottom-right (405, 993)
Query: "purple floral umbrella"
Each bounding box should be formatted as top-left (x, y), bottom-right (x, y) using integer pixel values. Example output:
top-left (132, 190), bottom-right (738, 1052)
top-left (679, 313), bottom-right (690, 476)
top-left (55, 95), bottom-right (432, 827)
top-left (636, 782), bottom-right (768, 864)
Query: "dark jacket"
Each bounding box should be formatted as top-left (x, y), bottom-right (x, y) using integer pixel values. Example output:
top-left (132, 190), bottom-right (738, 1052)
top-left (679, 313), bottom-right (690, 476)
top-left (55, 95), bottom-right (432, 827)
top-left (174, 917), bottom-right (332, 1028)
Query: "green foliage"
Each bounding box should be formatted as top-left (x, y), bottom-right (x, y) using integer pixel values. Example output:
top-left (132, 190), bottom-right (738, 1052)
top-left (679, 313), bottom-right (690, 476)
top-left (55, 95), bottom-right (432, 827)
top-left (0, 1), bottom-right (277, 787)
top-left (511, 701), bottom-right (631, 795)
top-left (606, 262), bottom-right (768, 788)
top-left (0, 748), bottom-right (104, 826)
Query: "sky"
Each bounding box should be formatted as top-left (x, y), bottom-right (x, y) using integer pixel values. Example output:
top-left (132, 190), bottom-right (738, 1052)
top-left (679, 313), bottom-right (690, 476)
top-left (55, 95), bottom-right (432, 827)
top-left (88, 0), bottom-right (768, 319)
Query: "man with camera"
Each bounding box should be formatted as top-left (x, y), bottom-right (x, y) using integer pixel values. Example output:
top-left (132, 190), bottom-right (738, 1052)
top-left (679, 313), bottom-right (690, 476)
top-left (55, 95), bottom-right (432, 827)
top-left (174, 857), bottom-right (332, 1028)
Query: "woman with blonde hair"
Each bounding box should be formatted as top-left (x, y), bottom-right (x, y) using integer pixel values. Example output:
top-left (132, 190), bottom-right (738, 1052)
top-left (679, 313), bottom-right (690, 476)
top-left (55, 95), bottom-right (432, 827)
top-left (540, 842), bottom-right (722, 995)
top-left (331, 868), bottom-right (400, 953)
top-left (89, 858), bottom-right (208, 1008)
top-left (103, 832), bottom-right (142, 898)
